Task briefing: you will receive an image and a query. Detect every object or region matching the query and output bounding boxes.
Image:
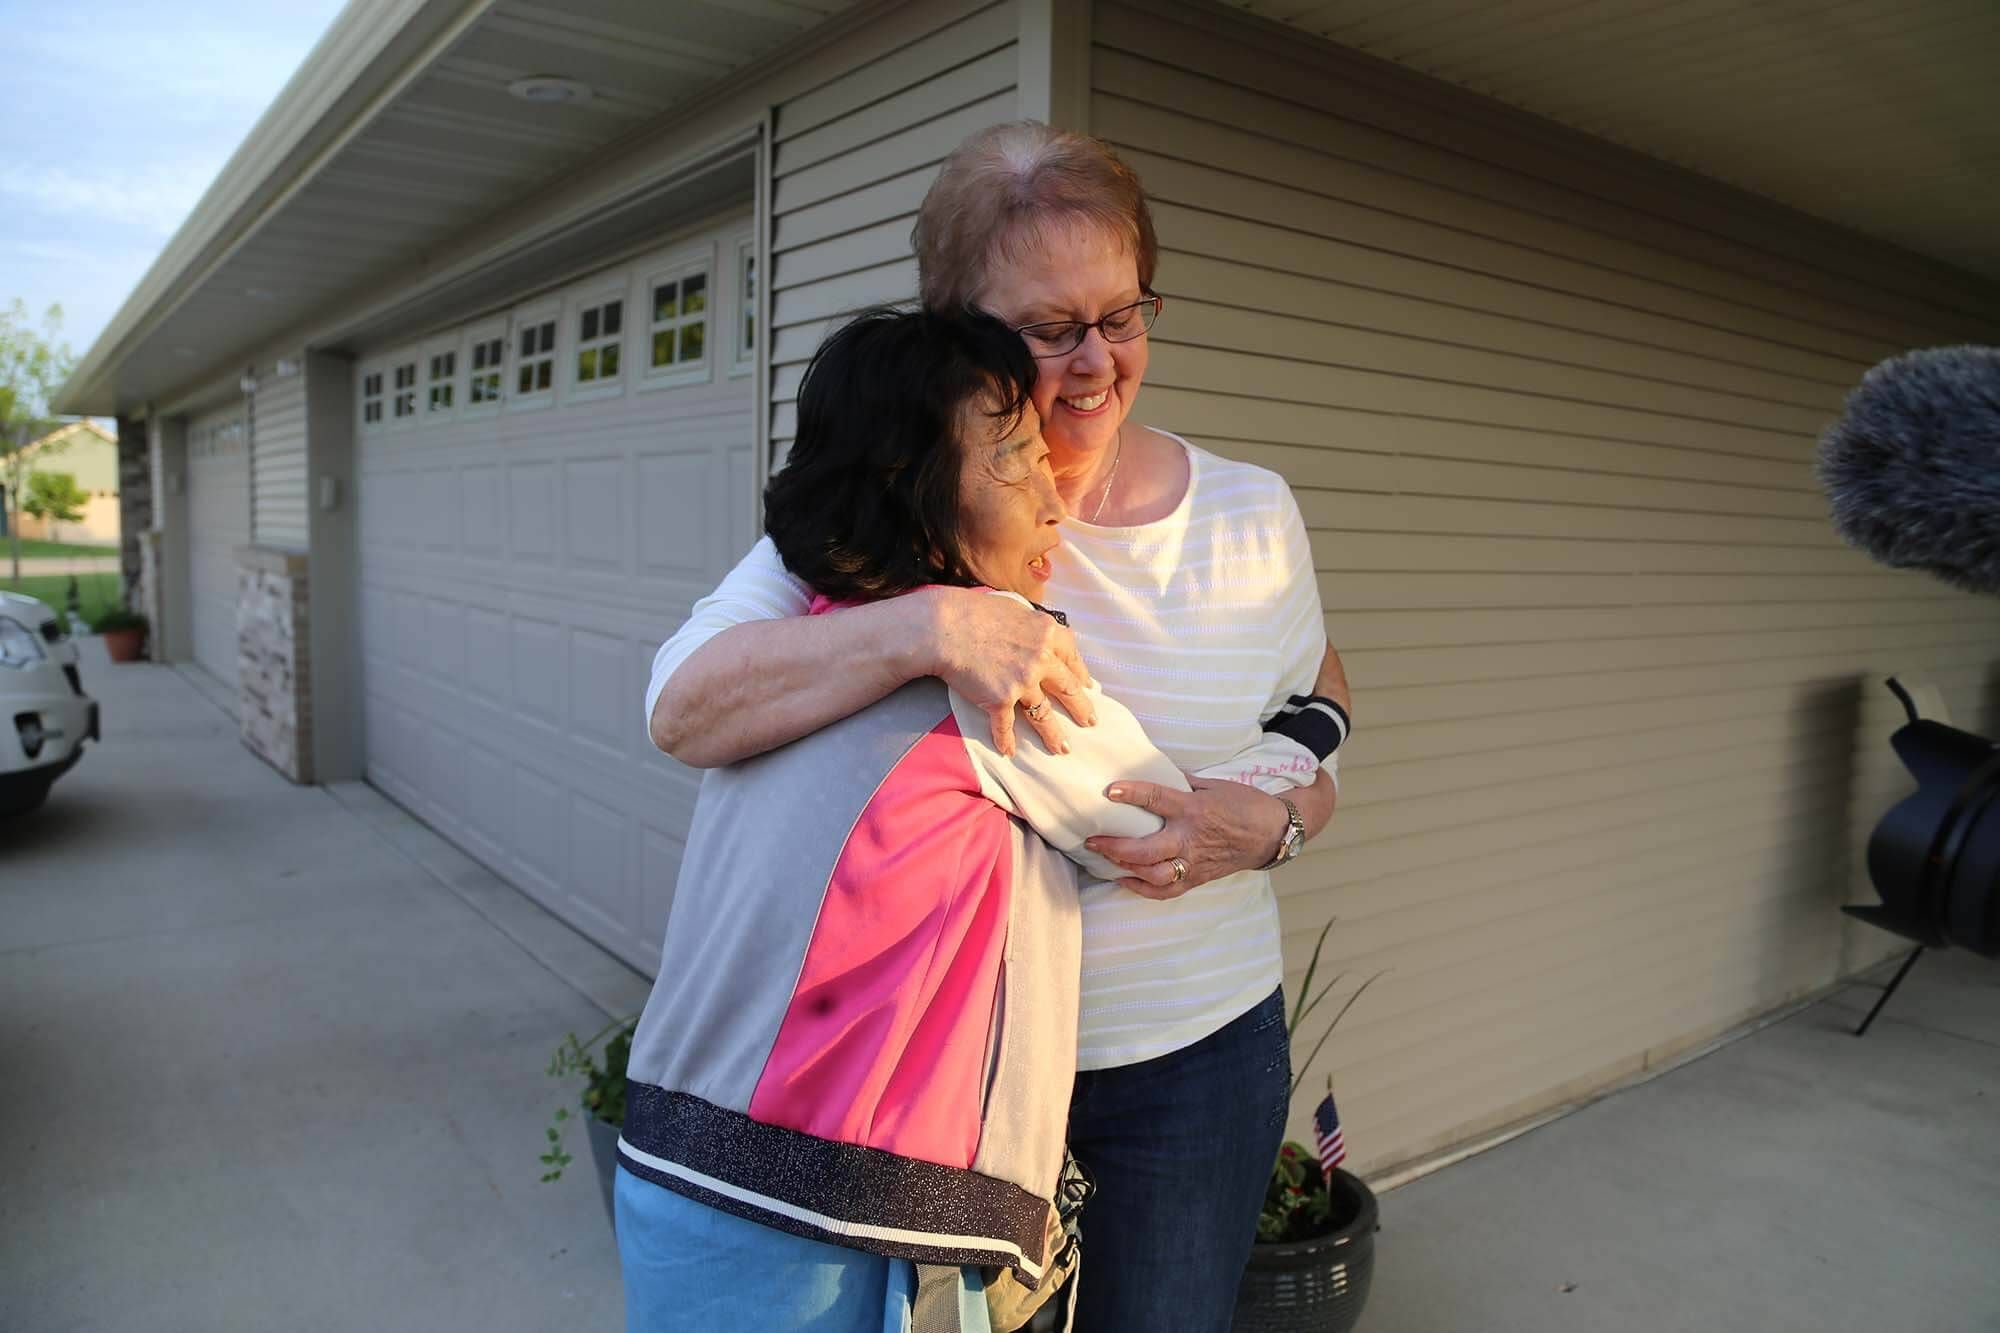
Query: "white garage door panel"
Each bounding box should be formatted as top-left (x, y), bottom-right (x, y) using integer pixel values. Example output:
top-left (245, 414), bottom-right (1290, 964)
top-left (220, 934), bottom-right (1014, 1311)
top-left (187, 402), bottom-right (250, 691)
top-left (358, 218), bottom-right (752, 972)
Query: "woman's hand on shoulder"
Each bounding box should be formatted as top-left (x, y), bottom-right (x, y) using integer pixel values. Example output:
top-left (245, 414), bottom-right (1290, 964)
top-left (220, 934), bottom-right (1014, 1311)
top-left (1085, 776), bottom-right (1291, 899)
top-left (922, 586), bottom-right (1097, 757)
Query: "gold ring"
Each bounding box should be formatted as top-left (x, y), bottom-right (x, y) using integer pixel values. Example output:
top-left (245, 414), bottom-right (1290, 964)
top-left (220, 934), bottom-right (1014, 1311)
top-left (1024, 701), bottom-right (1048, 722)
top-left (1171, 857), bottom-right (1189, 883)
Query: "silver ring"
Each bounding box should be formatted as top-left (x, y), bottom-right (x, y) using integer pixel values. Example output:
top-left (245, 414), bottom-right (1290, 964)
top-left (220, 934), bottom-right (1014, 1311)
top-left (1023, 701), bottom-right (1048, 722)
top-left (1171, 857), bottom-right (1189, 883)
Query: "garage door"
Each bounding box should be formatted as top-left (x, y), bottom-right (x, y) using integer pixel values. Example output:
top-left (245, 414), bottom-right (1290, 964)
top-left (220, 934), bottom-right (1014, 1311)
top-left (187, 400), bottom-right (251, 692)
top-left (356, 216), bottom-right (758, 972)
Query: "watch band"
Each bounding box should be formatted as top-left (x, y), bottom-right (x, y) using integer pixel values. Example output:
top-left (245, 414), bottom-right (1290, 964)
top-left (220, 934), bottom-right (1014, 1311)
top-left (1261, 796), bottom-right (1306, 870)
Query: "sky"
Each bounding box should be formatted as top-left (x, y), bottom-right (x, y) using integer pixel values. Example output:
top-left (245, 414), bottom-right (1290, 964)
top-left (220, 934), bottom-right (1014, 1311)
top-left (0, 0), bottom-right (349, 368)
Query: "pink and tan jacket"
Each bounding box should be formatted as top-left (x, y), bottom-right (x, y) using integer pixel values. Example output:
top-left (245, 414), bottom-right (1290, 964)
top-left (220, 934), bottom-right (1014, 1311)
top-left (617, 595), bottom-right (1318, 1288)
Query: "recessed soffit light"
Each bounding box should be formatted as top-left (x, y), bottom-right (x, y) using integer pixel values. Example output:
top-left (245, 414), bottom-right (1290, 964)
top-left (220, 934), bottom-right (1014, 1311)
top-left (508, 75), bottom-right (592, 105)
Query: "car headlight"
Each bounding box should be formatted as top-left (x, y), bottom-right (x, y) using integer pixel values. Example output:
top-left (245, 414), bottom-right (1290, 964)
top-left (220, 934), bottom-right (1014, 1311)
top-left (0, 616), bottom-right (48, 669)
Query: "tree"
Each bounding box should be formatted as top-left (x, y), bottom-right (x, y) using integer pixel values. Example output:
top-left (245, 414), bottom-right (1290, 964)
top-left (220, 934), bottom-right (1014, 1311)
top-left (2, 301), bottom-right (76, 581)
top-left (22, 471), bottom-right (87, 543)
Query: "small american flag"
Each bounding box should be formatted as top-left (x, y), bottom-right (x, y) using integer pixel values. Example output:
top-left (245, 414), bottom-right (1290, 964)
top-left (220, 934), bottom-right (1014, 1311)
top-left (1313, 1091), bottom-right (1347, 1177)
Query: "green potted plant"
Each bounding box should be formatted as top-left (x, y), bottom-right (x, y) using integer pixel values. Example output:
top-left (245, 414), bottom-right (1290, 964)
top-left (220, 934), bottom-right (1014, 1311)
top-left (89, 604), bottom-right (148, 662)
top-left (1234, 921), bottom-right (1384, 1333)
top-left (540, 1014), bottom-right (637, 1227)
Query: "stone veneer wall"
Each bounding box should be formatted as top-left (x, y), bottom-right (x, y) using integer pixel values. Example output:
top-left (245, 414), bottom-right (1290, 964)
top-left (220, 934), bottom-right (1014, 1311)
top-left (114, 415), bottom-right (152, 610)
top-left (236, 546), bottom-right (312, 783)
top-left (138, 530), bottom-right (163, 660)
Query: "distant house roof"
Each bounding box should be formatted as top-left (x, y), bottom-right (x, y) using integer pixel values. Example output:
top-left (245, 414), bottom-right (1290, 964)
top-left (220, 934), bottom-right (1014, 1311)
top-left (20, 420), bottom-right (116, 461)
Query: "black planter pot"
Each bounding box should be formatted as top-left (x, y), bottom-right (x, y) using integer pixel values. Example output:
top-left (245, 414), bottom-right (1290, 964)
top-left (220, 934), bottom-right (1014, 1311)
top-left (585, 1114), bottom-right (621, 1231)
top-left (1232, 1169), bottom-right (1379, 1333)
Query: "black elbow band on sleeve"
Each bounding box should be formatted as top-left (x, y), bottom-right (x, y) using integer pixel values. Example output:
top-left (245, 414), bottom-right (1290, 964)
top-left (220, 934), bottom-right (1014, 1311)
top-left (1263, 693), bottom-right (1349, 760)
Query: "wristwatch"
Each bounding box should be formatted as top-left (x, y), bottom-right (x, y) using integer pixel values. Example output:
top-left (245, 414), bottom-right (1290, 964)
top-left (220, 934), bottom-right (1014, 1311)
top-left (1261, 796), bottom-right (1306, 870)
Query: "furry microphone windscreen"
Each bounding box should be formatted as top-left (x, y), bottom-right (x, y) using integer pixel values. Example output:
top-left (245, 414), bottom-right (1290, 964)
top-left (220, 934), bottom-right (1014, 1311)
top-left (1816, 344), bottom-right (2000, 596)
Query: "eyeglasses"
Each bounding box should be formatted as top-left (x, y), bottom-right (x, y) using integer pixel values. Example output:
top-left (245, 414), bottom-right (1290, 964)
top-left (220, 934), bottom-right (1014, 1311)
top-left (1014, 295), bottom-right (1163, 358)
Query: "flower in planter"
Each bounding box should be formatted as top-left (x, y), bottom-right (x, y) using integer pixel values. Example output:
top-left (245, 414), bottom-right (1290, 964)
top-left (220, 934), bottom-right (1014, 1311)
top-left (539, 1015), bottom-right (636, 1183)
top-left (1255, 918), bottom-right (1383, 1244)
top-left (87, 604), bottom-right (148, 635)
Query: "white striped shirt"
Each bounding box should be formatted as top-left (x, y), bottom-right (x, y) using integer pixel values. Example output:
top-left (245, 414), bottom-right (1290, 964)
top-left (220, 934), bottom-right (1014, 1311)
top-left (646, 435), bottom-right (1332, 1069)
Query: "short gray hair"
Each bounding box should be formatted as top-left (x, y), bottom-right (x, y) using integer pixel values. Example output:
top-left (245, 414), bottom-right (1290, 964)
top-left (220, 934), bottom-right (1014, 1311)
top-left (912, 122), bottom-right (1158, 312)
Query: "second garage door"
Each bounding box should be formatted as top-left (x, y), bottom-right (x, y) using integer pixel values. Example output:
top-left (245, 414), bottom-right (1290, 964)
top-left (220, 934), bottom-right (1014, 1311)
top-left (356, 214), bottom-right (758, 972)
top-left (187, 400), bottom-right (250, 693)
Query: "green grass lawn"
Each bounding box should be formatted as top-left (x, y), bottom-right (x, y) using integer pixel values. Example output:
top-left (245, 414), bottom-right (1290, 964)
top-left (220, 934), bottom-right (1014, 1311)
top-left (3, 537), bottom-right (120, 559)
top-left (0, 572), bottom-right (124, 624)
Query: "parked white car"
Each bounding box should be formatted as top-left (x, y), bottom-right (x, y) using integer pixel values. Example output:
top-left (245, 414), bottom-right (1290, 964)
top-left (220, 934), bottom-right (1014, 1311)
top-left (1, 589), bottom-right (99, 815)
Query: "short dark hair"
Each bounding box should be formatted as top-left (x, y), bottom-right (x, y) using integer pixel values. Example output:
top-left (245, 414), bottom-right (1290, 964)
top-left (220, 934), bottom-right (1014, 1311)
top-left (764, 306), bottom-right (1037, 603)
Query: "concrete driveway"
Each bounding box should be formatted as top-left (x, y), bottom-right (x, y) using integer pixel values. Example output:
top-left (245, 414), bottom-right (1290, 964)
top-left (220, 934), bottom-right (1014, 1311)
top-left (2, 644), bottom-right (640, 1332)
top-left (1365, 945), bottom-right (2000, 1332)
top-left (5, 642), bottom-right (1998, 1332)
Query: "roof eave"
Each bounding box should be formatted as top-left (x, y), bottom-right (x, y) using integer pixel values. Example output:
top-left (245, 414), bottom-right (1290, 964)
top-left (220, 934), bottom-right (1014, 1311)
top-left (54, 0), bottom-right (485, 416)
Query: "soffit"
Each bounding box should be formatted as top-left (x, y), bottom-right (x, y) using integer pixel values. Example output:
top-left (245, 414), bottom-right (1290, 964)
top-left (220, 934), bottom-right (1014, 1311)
top-left (1221, 0), bottom-right (2000, 285)
top-left (74, 0), bottom-right (856, 415)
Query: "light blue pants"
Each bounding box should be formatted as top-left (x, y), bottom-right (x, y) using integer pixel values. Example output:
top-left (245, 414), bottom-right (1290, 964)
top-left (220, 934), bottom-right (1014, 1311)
top-left (615, 1168), bottom-right (991, 1332)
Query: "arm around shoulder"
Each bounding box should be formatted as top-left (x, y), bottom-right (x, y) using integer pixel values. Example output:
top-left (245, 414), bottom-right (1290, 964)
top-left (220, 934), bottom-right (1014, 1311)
top-left (649, 588), bottom-right (942, 768)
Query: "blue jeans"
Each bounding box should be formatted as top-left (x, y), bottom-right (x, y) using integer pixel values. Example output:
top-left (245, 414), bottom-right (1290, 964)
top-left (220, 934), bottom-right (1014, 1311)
top-left (615, 1169), bottom-right (990, 1332)
top-left (1066, 988), bottom-right (1291, 1333)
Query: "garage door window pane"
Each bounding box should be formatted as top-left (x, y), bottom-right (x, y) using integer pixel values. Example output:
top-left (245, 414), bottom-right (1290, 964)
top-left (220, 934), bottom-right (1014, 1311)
top-left (470, 337), bottom-right (504, 404)
top-left (648, 265), bottom-right (710, 376)
top-left (575, 298), bottom-right (624, 388)
top-left (393, 363), bottom-right (417, 418)
top-left (362, 371), bottom-right (384, 425)
top-left (515, 318), bottom-right (556, 399)
top-left (428, 351), bottom-right (456, 412)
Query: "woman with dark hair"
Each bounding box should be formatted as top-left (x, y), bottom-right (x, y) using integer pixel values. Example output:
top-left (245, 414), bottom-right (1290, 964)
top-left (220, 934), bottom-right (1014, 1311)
top-left (647, 125), bottom-right (1349, 1331)
top-left (614, 308), bottom-right (1321, 1333)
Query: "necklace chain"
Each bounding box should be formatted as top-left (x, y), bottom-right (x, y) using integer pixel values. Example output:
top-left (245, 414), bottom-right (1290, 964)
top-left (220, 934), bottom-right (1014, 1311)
top-left (1089, 430), bottom-right (1124, 524)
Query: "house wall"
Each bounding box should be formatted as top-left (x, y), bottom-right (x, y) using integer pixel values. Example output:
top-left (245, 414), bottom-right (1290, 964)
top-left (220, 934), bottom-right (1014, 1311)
top-left (1087, 0), bottom-right (2000, 1174)
top-left (24, 431), bottom-right (120, 492)
top-left (15, 429), bottom-right (122, 546)
top-left (252, 363), bottom-right (310, 550)
top-left (306, 351), bottom-right (361, 782)
top-left (768, 0), bottom-right (1024, 463)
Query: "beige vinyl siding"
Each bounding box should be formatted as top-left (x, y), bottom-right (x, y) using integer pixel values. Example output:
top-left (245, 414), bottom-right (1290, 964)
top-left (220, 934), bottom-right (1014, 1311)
top-left (768, 0), bottom-right (1022, 461)
top-left (1091, 0), bottom-right (2000, 1174)
top-left (252, 364), bottom-right (308, 550)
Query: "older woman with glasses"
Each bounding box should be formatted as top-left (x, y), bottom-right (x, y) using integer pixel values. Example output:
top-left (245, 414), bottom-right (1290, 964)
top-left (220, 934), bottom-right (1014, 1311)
top-left (644, 123), bottom-right (1351, 1333)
